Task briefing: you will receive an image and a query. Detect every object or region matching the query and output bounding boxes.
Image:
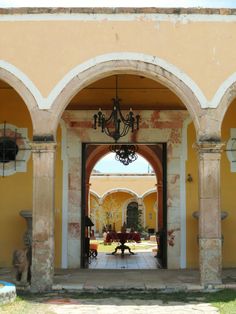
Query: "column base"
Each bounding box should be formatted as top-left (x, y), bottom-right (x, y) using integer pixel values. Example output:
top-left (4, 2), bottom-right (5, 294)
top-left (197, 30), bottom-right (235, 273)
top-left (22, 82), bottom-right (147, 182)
top-left (31, 242), bottom-right (54, 292)
top-left (199, 238), bottom-right (222, 286)
top-left (31, 274), bottom-right (53, 293)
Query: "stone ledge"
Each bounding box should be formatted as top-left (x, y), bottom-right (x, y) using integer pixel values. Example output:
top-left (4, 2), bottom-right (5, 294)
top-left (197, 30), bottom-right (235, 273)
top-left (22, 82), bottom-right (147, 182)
top-left (1, 7), bottom-right (236, 15)
top-left (49, 282), bottom-right (236, 293)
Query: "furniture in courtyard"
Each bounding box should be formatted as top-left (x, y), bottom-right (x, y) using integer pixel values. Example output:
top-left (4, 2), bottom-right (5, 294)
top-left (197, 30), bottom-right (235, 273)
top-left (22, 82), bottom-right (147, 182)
top-left (84, 216), bottom-right (95, 264)
top-left (106, 231), bottom-right (141, 256)
top-left (89, 243), bottom-right (98, 258)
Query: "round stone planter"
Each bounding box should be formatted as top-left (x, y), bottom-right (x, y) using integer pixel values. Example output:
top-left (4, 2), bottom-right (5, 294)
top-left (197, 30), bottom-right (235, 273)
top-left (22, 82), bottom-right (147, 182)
top-left (0, 281), bottom-right (16, 305)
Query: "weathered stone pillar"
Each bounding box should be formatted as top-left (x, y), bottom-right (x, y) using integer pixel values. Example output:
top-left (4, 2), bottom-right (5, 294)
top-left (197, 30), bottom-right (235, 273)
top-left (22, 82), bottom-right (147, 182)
top-left (196, 142), bottom-right (224, 286)
top-left (137, 197), bottom-right (144, 227)
top-left (31, 141), bottom-right (56, 292)
top-left (156, 181), bottom-right (163, 230)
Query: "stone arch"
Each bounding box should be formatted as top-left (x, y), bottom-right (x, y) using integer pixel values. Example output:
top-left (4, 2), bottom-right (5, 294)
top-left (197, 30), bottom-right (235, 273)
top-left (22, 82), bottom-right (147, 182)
top-left (86, 145), bottom-right (161, 230)
top-left (215, 76), bottom-right (236, 130)
top-left (90, 190), bottom-right (101, 200)
top-left (121, 197), bottom-right (140, 227)
top-left (49, 53), bottom-right (203, 136)
top-left (141, 189), bottom-right (157, 200)
top-left (87, 145), bottom-right (161, 185)
top-left (101, 188), bottom-right (139, 204)
top-left (0, 61), bottom-right (40, 133)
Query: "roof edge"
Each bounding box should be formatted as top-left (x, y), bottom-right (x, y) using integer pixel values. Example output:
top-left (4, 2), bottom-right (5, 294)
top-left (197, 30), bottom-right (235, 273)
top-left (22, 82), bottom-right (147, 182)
top-left (0, 7), bottom-right (236, 15)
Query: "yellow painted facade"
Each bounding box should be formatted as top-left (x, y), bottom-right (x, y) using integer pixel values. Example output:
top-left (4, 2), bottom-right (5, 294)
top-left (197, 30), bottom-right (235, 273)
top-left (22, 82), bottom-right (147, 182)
top-left (186, 100), bottom-right (236, 268)
top-left (1, 83), bottom-right (236, 268)
top-left (1, 18), bottom-right (236, 100)
top-left (90, 189), bottom-right (157, 234)
top-left (0, 87), bottom-right (63, 267)
top-left (143, 193), bottom-right (157, 230)
top-left (0, 89), bottom-right (33, 267)
top-left (221, 100), bottom-right (236, 267)
top-left (1, 9), bottom-right (236, 283)
top-left (90, 174), bottom-right (157, 196)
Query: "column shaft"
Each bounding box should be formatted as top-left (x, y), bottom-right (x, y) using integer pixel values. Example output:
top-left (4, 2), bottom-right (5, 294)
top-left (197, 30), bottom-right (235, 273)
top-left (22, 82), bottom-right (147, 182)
top-left (196, 142), bottom-right (224, 286)
top-left (31, 142), bottom-right (56, 292)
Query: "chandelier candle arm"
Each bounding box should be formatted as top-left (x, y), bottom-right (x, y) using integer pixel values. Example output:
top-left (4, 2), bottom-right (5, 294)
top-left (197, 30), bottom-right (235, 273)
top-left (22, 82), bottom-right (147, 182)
top-left (92, 75), bottom-right (140, 142)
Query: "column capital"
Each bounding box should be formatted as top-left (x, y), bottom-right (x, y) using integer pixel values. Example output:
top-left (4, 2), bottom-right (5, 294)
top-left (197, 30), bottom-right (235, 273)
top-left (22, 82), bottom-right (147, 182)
top-left (30, 141), bottom-right (57, 153)
top-left (137, 197), bottom-right (143, 206)
top-left (193, 141), bottom-right (225, 154)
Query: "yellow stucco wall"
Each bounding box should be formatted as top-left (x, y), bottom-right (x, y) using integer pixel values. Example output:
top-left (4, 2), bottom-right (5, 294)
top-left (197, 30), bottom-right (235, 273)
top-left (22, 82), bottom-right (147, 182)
top-left (90, 194), bottom-right (100, 232)
top-left (90, 190), bottom-right (158, 233)
top-left (2, 72), bottom-right (236, 269)
top-left (90, 191), bottom-right (136, 233)
top-left (2, 92), bottom-right (236, 269)
top-left (90, 175), bottom-right (156, 197)
top-left (1, 17), bottom-right (236, 99)
top-left (186, 122), bottom-right (199, 268)
top-left (143, 192), bottom-right (157, 231)
top-left (0, 89), bottom-right (33, 267)
top-left (221, 99), bottom-right (236, 268)
top-left (186, 101), bottom-right (236, 268)
top-left (0, 88), bottom-right (62, 267)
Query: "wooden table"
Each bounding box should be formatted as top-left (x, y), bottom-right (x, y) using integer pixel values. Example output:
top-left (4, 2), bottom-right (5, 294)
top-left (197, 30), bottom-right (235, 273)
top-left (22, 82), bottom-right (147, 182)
top-left (106, 231), bottom-right (141, 256)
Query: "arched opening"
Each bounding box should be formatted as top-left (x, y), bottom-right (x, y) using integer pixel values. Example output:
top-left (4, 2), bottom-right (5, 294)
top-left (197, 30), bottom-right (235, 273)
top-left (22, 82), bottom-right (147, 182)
top-left (86, 148), bottom-right (160, 269)
top-left (220, 97), bottom-right (236, 269)
top-left (52, 56), bottom-right (201, 136)
top-left (0, 78), bottom-right (33, 276)
top-left (58, 69), bottom-right (195, 273)
top-left (126, 201), bottom-right (139, 229)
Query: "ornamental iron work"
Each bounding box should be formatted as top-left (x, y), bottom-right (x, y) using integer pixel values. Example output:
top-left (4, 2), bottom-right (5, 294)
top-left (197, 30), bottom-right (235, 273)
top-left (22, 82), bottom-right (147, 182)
top-left (110, 144), bottom-right (138, 166)
top-left (0, 121), bottom-right (31, 177)
top-left (93, 75), bottom-right (140, 142)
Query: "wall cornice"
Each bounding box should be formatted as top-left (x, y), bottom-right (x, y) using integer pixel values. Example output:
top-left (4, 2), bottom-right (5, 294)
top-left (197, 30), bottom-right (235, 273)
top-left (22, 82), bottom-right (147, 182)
top-left (0, 7), bottom-right (236, 15)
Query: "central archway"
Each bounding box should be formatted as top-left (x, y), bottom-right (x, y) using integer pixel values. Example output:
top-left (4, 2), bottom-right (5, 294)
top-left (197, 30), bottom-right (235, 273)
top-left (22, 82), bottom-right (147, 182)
top-left (51, 53), bottom-right (201, 136)
top-left (59, 68), bottom-right (193, 272)
top-left (84, 143), bottom-right (165, 269)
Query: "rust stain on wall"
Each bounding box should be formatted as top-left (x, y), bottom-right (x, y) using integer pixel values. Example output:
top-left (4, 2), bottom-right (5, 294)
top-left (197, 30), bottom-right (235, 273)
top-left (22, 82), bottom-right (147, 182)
top-left (170, 128), bottom-right (181, 143)
top-left (70, 121), bottom-right (93, 128)
top-left (68, 223), bottom-right (80, 239)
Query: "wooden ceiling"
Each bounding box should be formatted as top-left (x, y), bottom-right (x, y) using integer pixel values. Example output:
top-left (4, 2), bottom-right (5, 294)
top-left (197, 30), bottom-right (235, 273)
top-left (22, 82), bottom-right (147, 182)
top-left (68, 75), bottom-right (185, 110)
top-left (0, 75), bottom-right (186, 110)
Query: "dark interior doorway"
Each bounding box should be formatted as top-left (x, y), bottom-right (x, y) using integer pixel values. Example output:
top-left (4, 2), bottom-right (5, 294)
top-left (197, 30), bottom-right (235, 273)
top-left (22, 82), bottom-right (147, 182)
top-left (126, 201), bottom-right (139, 229)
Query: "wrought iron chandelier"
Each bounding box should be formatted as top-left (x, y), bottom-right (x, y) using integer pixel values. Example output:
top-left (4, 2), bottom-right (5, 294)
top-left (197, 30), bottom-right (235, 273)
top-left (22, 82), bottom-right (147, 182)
top-left (93, 76), bottom-right (140, 142)
top-left (110, 144), bottom-right (138, 166)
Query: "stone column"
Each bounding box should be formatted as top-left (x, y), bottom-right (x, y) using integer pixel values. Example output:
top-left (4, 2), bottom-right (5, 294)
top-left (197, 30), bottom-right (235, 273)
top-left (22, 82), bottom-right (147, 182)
top-left (156, 181), bottom-right (163, 230)
top-left (67, 131), bottom-right (82, 268)
top-left (137, 198), bottom-right (144, 227)
top-left (196, 142), bottom-right (224, 286)
top-left (31, 141), bottom-right (56, 292)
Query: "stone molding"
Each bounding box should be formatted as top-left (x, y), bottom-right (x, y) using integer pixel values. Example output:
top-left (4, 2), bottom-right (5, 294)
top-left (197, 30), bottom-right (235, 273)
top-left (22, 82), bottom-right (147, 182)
top-left (0, 8), bottom-right (236, 15)
top-left (194, 142), bottom-right (225, 155)
top-left (30, 142), bottom-right (57, 153)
